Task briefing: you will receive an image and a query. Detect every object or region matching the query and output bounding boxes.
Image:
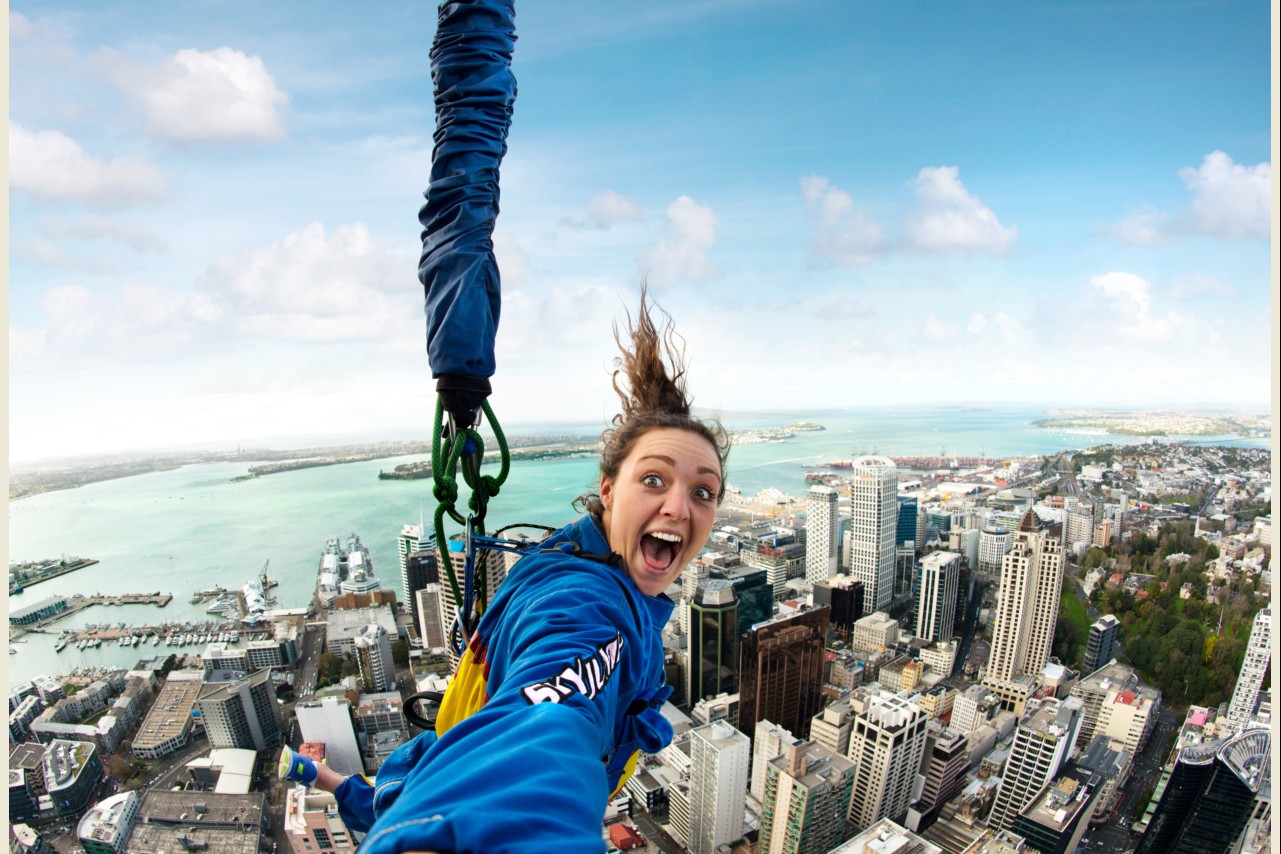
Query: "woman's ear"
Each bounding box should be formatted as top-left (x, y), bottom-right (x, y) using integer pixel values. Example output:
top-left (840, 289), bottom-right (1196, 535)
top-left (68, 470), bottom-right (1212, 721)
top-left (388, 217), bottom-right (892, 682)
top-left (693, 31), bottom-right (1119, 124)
top-left (599, 475), bottom-right (613, 511)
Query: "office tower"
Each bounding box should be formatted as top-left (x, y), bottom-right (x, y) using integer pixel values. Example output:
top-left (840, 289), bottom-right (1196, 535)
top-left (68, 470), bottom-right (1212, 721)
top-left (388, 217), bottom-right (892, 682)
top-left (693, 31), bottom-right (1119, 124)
top-left (1227, 608), bottom-right (1271, 728)
top-left (986, 696), bottom-right (1083, 832)
top-left (77, 791), bottom-right (139, 854)
top-left (397, 523), bottom-right (431, 607)
top-left (1135, 727), bottom-right (1269, 854)
top-left (1064, 509), bottom-right (1094, 552)
top-left (403, 550), bottom-right (438, 627)
top-left (916, 551), bottom-right (961, 642)
top-left (983, 510), bottom-right (1064, 712)
top-left (949, 527), bottom-right (980, 570)
top-left (809, 694), bottom-right (855, 758)
top-left (742, 528), bottom-right (807, 599)
top-left (353, 623), bottom-right (395, 693)
top-left (849, 456), bottom-right (898, 611)
top-left (897, 496), bottom-right (919, 547)
top-left (950, 685), bottom-right (999, 736)
top-left (977, 525), bottom-right (1011, 575)
top-left (1097, 688), bottom-right (1160, 755)
top-left (806, 486), bottom-right (840, 585)
top-left (906, 722), bottom-right (968, 832)
top-left (1009, 768), bottom-right (1099, 854)
top-left (895, 545), bottom-right (916, 600)
top-left (1110, 491), bottom-right (1127, 530)
top-left (440, 537), bottom-right (507, 668)
top-left (811, 575), bottom-right (864, 642)
top-left (758, 739), bottom-right (855, 854)
top-left (738, 607), bottom-right (829, 742)
top-left (834, 820), bottom-right (942, 854)
top-left (751, 720), bottom-right (803, 803)
top-left (851, 611), bottom-right (898, 654)
top-left (415, 584), bottom-right (446, 649)
top-left (1081, 614), bottom-right (1119, 673)
top-left (689, 721), bottom-right (750, 854)
top-left (687, 579), bottom-right (740, 708)
top-left (295, 696), bottom-right (363, 775)
top-left (283, 787), bottom-right (360, 854)
top-left (1092, 518), bottom-right (1113, 548)
top-left (1069, 661), bottom-right (1155, 747)
top-left (41, 740), bottom-right (103, 819)
top-left (196, 669), bottom-right (282, 751)
top-left (845, 685), bottom-right (929, 830)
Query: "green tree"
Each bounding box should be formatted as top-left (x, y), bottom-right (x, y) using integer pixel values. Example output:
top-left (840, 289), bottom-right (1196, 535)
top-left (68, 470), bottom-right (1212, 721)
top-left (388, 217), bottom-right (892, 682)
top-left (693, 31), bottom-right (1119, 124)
top-left (391, 638), bottom-right (410, 666)
top-left (1052, 616), bottom-right (1083, 666)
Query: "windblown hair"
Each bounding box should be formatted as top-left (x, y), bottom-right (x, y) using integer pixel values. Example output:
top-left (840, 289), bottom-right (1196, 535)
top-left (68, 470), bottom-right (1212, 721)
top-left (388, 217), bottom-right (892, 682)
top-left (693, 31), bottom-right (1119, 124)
top-left (576, 287), bottom-right (730, 520)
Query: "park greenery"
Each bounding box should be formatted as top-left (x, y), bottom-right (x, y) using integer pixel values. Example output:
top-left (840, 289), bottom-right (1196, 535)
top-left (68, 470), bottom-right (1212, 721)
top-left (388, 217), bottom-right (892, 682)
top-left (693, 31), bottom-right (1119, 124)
top-left (1062, 521), bottom-right (1266, 707)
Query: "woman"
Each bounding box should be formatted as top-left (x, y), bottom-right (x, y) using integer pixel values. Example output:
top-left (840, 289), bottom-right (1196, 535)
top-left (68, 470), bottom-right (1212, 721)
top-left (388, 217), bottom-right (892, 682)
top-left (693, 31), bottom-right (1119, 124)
top-left (283, 291), bottom-right (729, 852)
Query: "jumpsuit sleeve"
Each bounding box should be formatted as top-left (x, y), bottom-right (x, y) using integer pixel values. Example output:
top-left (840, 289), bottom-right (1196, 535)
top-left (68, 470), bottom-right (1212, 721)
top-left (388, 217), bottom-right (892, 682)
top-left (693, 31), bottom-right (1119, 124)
top-left (357, 573), bottom-right (639, 854)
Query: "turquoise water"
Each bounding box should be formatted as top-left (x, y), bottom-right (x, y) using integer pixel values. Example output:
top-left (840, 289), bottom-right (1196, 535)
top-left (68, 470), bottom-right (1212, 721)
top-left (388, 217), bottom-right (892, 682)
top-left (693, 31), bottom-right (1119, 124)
top-left (7, 407), bottom-right (1267, 684)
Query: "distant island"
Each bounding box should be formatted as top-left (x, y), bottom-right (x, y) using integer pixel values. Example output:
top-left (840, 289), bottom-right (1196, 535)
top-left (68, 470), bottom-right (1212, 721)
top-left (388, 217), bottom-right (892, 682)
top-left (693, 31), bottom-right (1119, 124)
top-left (1033, 409), bottom-right (1270, 438)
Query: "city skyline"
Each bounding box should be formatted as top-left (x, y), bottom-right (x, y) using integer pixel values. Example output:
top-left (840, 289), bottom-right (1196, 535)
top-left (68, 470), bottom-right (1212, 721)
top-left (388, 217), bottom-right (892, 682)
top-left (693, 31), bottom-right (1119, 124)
top-left (7, 2), bottom-right (1272, 463)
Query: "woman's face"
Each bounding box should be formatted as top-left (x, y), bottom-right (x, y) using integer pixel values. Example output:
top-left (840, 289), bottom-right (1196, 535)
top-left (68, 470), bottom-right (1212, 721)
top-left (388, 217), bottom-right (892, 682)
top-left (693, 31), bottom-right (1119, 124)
top-left (599, 427), bottom-right (722, 597)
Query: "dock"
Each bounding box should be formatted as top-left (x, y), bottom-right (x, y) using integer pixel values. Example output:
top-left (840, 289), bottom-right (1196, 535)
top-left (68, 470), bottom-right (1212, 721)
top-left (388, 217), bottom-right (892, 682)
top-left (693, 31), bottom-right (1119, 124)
top-left (8, 592), bottom-right (173, 639)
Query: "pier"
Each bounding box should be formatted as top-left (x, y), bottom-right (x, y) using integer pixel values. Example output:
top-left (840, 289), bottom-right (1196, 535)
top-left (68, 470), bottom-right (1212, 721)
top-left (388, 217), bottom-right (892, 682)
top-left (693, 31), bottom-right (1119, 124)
top-left (8, 592), bottom-right (173, 639)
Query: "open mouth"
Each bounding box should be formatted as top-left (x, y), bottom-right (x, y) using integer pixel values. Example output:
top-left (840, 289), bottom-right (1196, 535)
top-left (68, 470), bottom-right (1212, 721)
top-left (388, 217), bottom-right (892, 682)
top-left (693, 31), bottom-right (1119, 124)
top-left (641, 531), bottom-right (682, 573)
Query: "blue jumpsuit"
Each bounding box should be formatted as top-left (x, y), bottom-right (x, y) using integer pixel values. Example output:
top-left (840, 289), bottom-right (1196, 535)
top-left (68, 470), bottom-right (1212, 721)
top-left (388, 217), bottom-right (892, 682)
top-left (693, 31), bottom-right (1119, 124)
top-left (336, 515), bottom-right (675, 852)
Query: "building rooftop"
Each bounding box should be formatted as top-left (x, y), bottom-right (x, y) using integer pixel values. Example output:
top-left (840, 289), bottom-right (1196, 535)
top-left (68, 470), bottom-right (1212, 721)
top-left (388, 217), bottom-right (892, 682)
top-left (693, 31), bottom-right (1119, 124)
top-left (1017, 769), bottom-right (1095, 833)
top-left (76, 791), bottom-right (138, 846)
top-left (42, 740), bottom-right (95, 790)
top-left (833, 817), bottom-right (943, 854)
top-left (134, 670), bottom-right (204, 751)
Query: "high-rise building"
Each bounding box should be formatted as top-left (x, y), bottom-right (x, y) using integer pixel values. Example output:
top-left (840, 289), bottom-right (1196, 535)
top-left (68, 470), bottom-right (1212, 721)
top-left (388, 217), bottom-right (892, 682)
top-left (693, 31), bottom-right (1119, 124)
top-left (1081, 614), bottom-right (1119, 673)
top-left (689, 720), bottom-right (750, 854)
top-left (686, 579), bottom-right (740, 708)
top-left (849, 456), bottom-right (898, 611)
top-left (758, 739), bottom-right (855, 854)
top-left (1227, 608), bottom-right (1271, 727)
top-left (1009, 768), bottom-right (1099, 854)
top-left (440, 537), bottom-right (507, 669)
top-left (916, 551), bottom-right (961, 642)
top-left (1098, 689), bottom-right (1160, 756)
top-left (414, 584), bottom-right (446, 649)
top-left (983, 511), bottom-right (1064, 712)
top-left (1069, 661), bottom-right (1158, 749)
top-left (353, 623), bottom-right (395, 694)
top-left (1064, 509), bottom-right (1095, 553)
top-left (40, 739), bottom-right (103, 820)
top-left (809, 694), bottom-right (855, 759)
top-left (811, 575), bottom-right (864, 642)
top-left (851, 611), bottom-right (898, 654)
top-left (1135, 727), bottom-right (1270, 854)
top-left (737, 607), bottom-right (829, 742)
top-left (76, 791), bottom-right (139, 854)
top-left (905, 721), bottom-right (969, 832)
top-left (949, 684), bottom-right (999, 736)
top-left (805, 486), bottom-right (840, 585)
top-left (986, 697), bottom-right (1083, 832)
top-left (977, 525), bottom-right (1011, 576)
top-left (832, 819), bottom-right (942, 854)
top-left (751, 720), bottom-right (803, 804)
top-left (845, 685), bottom-right (929, 831)
top-left (1092, 519), bottom-right (1113, 548)
top-left (403, 550), bottom-right (439, 628)
top-left (397, 524), bottom-right (432, 608)
top-left (295, 697), bottom-right (363, 776)
top-left (283, 786), bottom-right (360, 854)
top-left (896, 496), bottom-right (919, 548)
top-left (196, 669), bottom-right (282, 751)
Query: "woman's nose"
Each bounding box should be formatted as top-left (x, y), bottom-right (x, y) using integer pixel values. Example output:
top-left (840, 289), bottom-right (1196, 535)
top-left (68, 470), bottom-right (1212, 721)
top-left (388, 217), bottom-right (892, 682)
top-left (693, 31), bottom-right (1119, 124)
top-left (660, 489), bottom-right (690, 520)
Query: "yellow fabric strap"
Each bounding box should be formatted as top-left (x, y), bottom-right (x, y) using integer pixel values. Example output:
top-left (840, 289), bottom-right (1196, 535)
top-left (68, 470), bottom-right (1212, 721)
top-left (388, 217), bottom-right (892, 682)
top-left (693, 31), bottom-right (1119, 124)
top-left (436, 646), bottom-right (489, 737)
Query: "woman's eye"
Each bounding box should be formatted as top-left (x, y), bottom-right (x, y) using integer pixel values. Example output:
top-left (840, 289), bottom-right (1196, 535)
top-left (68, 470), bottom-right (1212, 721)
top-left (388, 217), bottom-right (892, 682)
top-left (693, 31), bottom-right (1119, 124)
top-left (642, 474), bottom-right (663, 488)
top-left (693, 486), bottom-right (714, 501)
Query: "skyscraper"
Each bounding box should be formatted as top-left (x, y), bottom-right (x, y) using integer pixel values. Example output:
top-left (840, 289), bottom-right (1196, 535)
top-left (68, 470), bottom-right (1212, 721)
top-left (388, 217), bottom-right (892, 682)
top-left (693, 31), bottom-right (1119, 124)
top-left (196, 669), bottom-right (282, 751)
top-left (751, 720), bottom-right (803, 804)
top-left (738, 607), bottom-right (829, 742)
top-left (686, 579), bottom-right (740, 708)
top-left (811, 575), bottom-right (864, 642)
top-left (986, 696), bottom-right (1083, 832)
top-left (1081, 614), bottom-right (1120, 673)
top-left (905, 721), bottom-right (969, 832)
top-left (397, 523), bottom-right (431, 607)
top-left (295, 696), bottom-right (363, 775)
top-left (805, 485), bottom-right (840, 585)
top-left (353, 623), bottom-right (395, 693)
top-left (915, 551), bottom-right (961, 642)
top-left (403, 549), bottom-right (439, 627)
top-left (977, 525), bottom-right (1011, 576)
top-left (845, 685), bottom-right (929, 831)
top-left (1135, 727), bottom-right (1270, 854)
top-left (1227, 607), bottom-right (1271, 728)
top-left (848, 456), bottom-right (898, 611)
top-left (440, 537), bottom-right (507, 669)
top-left (758, 739), bottom-right (855, 854)
top-left (689, 720), bottom-right (750, 854)
top-left (414, 584), bottom-right (446, 650)
top-left (983, 510), bottom-right (1064, 712)
top-left (896, 496), bottom-right (919, 547)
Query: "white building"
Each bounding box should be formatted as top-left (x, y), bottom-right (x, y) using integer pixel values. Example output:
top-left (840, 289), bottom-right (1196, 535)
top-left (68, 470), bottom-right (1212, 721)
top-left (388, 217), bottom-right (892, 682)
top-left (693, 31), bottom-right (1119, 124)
top-left (758, 739), bottom-right (855, 854)
top-left (805, 485), bottom-right (840, 585)
top-left (76, 790), bottom-right (139, 854)
top-left (983, 510), bottom-right (1064, 712)
top-left (845, 685), bottom-right (929, 831)
top-left (353, 624), bottom-right (395, 694)
top-left (852, 611), bottom-right (899, 654)
top-left (849, 456), bottom-right (899, 611)
top-left (295, 697), bottom-right (363, 776)
top-left (397, 523), bottom-right (429, 605)
top-left (977, 525), bottom-right (1012, 575)
top-left (1098, 688), bottom-right (1158, 755)
top-left (751, 719), bottom-right (802, 804)
top-left (688, 720), bottom-right (750, 854)
top-left (1228, 607), bottom-right (1271, 728)
top-left (415, 585), bottom-right (446, 650)
top-left (916, 551), bottom-right (961, 642)
top-left (986, 696), bottom-right (1083, 832)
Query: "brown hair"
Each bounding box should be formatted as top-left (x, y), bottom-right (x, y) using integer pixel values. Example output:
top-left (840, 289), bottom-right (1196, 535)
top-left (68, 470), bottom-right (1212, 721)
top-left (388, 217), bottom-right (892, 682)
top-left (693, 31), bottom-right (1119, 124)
top-left (576, 287), bottom-right (730, 519)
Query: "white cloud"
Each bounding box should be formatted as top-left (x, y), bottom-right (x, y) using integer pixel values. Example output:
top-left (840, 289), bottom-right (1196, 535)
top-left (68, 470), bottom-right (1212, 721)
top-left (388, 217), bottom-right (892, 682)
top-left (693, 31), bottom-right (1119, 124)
top-left (923, 313), bottom-right (955, 340)
top-left (38, 215), bottom-right (164, 252)
top-left (493, 232), bottom-right (530, 287)
top-left (8, 123), bottom-right (167, 207)
top-left (801, 174), bottom-right (885, 266)
top-left (637, 195), bottom-right (720, 283)
top-left (1174, 151), bottom-right (1270, 239)
top-left (1102, 207), bottom-right (1168, 246)
top-left (965, 313), bottom-right (988, 335)
top-left (1088, 271), bottom-right (1182, 342)
top-left (561, 189), bottom-right (645, 230)
top-left (100, 46), bottom-right (288, 143)
top-left (198, 221), bottom-right (416, 342)
top-left (902, 166), bottom-right (1017, 255)
top-left (814, 297), bottom-right (875, 320)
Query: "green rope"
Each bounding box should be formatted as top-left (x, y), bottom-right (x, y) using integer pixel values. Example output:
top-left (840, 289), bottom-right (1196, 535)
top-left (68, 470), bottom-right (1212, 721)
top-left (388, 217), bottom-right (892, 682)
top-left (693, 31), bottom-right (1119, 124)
top-left (431, 396), bottom-right (513, 620)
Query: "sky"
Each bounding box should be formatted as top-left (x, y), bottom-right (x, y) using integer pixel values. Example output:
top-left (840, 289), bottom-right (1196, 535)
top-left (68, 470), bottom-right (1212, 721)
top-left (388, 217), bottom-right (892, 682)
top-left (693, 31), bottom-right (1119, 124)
top-left (7, 1), bottom-right (1274, 463)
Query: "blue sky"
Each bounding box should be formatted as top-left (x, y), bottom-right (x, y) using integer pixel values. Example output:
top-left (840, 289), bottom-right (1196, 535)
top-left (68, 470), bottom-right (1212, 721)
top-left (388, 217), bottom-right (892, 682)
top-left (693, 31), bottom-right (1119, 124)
top-left (8, 1), bottom-right (1273, 462)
